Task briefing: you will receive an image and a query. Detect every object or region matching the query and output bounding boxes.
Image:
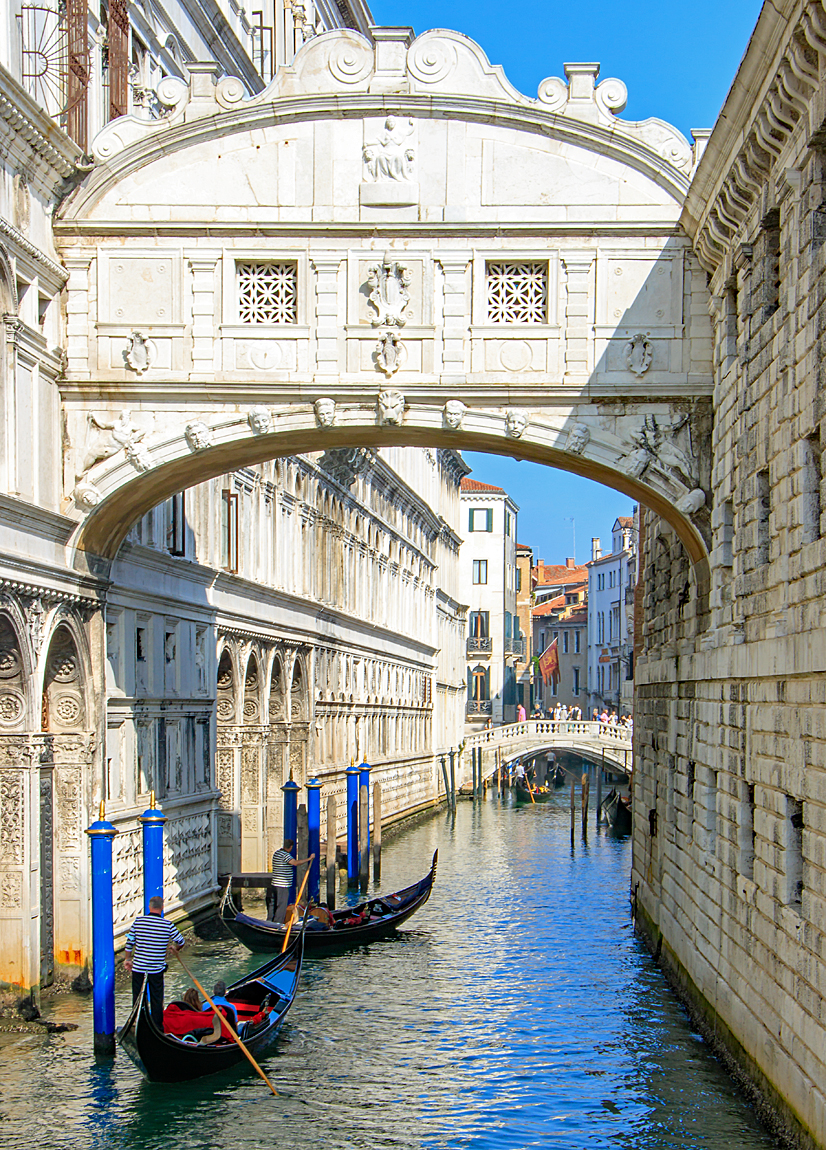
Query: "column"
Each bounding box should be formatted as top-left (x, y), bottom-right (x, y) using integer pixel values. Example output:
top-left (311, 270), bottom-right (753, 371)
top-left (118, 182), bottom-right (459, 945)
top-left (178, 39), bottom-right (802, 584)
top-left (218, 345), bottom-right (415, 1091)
top-left (311, 256), bottom-right (342, 380)
top-left (186, 251), bottom-right (221, 380)
top-left (438, 256), bottom-right (471, 380)
top-left (562, 253), bottom-right (595, 386)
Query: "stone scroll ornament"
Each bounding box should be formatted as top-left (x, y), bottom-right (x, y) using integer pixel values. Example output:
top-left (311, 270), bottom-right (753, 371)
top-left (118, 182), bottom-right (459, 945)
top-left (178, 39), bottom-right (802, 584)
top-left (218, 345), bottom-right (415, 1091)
top-left (367, 258), bottom-right (412, 327)
top-left (185, 421), bottom-right (214, 452)
top-left (362, 117), bottom-right (416, 183)
top-left (377, 389), bottom-right (406, 426)
top-left (314, 398), bottom-right (337, 427)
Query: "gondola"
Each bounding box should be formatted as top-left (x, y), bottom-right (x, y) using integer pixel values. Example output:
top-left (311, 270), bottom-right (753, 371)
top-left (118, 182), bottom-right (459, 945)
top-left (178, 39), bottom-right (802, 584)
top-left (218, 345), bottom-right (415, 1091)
top-left (550, 764), bottom-right (566, 789)
top-left (221, 850), bottom-right (437, 954)
top-left (513, 781), bottom-right (555, 805)
top-left (117, 927), bottom-right (305, 1083)
top-left (601, 787), bottom-right (632, 834)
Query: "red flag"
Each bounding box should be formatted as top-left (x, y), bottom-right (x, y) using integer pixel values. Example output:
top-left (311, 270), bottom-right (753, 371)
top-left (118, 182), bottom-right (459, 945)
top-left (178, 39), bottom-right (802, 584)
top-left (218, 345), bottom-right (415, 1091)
top-left (538, 638), bottom-right (559, 688)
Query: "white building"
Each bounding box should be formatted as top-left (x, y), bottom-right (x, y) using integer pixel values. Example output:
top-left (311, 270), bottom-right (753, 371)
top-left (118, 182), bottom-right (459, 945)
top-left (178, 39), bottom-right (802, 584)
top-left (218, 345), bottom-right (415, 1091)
top-left (459, 478), bottom-right (520, 727)
top-left (586, 516), bottom-right (636, 718)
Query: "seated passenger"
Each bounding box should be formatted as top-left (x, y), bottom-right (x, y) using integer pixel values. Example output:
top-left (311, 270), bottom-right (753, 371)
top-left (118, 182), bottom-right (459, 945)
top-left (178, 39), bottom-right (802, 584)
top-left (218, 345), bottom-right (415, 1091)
top-left (201, 980), bottom-right (238, 1028)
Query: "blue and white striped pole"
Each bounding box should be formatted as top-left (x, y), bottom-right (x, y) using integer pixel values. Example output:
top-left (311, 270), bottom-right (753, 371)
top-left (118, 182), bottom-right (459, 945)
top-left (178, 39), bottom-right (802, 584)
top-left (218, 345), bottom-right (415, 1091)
top-left (281, 778), bottom-right (300, 902)
top-left (138, 790), bottom-right (166, 914)
top-left (306, 778), bottom-right (321, 902)
top-left (85, 802), bottom-right (117, 1057)
top-left (345, 763), bottom-right (360, 888)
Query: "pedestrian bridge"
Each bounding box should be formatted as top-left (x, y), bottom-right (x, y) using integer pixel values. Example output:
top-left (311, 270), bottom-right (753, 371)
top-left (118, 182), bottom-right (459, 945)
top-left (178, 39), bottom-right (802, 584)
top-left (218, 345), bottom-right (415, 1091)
top-left (465, 720), bottom-right (633, 777)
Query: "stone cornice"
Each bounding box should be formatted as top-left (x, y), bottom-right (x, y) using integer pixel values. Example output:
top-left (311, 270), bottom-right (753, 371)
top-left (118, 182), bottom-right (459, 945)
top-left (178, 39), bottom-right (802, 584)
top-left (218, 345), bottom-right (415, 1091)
top-left (0, 217), bottom-right (68, 287)
top-left (682, 0), bottom-right (819, 275)
top-left (0, 63), bottom-right (84, 181)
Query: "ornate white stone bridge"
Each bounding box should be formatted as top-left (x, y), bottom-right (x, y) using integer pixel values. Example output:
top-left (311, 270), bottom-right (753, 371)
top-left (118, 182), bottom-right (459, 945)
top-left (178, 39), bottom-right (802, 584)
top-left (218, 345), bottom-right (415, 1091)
top-left (465, 719), bottom-right (633, 778)
top-left (54, 26), bottom-right (712, 585)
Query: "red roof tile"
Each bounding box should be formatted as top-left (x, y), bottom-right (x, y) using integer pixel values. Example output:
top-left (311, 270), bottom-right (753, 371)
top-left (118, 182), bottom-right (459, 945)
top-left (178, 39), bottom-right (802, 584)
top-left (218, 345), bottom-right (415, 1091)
top-left (460, 478), bottom-right (506, 493)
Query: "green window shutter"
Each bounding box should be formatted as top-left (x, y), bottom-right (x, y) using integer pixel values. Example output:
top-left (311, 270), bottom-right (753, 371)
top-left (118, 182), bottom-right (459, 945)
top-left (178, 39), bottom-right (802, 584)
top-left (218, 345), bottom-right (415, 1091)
top-left (469, 508), bottom-right (474, 532)
top-left (486, 508), bottom-right (493, 532)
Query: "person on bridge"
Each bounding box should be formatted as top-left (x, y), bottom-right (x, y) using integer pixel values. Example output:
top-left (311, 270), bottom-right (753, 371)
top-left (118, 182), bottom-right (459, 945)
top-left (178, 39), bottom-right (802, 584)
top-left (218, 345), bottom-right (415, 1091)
top-left (517, 703), bottom-right (526, 722)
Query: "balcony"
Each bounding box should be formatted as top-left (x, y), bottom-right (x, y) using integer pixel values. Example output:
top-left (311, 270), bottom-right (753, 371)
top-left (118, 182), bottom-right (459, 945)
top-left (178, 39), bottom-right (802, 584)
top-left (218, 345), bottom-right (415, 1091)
top-left (467, 636), bottom-right (493, 656)
top-left (505, 637), bottom-right (525, 657)
top-left (466, 700), bottom-right (493, 716)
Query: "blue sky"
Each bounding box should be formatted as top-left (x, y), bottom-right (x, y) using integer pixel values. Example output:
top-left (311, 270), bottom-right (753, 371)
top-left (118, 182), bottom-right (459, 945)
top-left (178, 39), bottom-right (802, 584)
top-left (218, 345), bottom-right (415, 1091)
top-left (368, 0), bottom-right (763, 564)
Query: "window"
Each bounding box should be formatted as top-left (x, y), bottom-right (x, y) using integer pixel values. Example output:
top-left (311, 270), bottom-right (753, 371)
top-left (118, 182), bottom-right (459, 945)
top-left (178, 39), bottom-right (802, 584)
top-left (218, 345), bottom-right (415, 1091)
top-left (505, 510), bottom-right (512, 537)
top-left (756, 468), bottom-right (770, 565)
top-left (472, 559), bottom-right (488, 585)
top-left (515, 567), bottom-right (522, 592)
top-left (221, 490), bottom-right (239, 572)
top-left (574, 629), bottom-right (581, 654)
top-left (468, 665), bottom-right (490, 701)
top-left (469, 508), bottom-right (493, 532)
top-left (469, 611), bottom-right (489, 638)
top-left (486, 261), bottom-right (548, 324)
top-left (166, 492), bottom-right (186, 556)
top-left (237, 261), bottom-right (298, 324)
top-left (572, 667), bottom-right (580, 694)
top-left (562, 631), bottom-right (569, 654)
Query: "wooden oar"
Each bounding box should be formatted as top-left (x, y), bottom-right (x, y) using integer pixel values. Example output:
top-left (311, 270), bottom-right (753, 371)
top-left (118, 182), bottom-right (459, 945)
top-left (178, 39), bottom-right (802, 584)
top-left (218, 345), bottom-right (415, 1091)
top-left (174, 951), bottom-right (279, 1097)
top-left (281, 854), bottom-right (315, 953)
top-left (525, 766), bottom-right (536, 804)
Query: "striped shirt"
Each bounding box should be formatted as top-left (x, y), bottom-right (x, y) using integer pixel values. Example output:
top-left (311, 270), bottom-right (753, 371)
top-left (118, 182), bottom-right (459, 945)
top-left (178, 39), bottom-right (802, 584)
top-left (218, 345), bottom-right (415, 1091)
top-left (271, 849), bottom-right (295, 888)
top-left (125, 913), bottom-right (186, 973)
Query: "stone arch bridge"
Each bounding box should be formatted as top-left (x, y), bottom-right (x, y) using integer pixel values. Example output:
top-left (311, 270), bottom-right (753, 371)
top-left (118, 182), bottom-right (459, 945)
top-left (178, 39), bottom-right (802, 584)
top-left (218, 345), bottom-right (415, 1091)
top-left (465, 719), bottom-right (633, 780)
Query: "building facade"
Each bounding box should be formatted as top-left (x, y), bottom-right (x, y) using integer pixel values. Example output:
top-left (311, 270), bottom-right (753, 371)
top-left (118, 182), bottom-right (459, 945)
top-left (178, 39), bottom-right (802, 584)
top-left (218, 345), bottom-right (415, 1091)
top-left (514, 542), bottom-right (534, 714)
top-left (586, 518), bottom-right (635, 718)
top-left (459, 478), bottom-right (519, 727)
top-left (531, 581), bottom-right (587, 714)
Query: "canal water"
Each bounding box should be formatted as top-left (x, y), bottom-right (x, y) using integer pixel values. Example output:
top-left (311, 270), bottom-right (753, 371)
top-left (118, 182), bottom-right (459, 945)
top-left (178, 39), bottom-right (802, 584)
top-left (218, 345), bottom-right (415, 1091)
top-left (1, 790), bottom-right (779, 1149)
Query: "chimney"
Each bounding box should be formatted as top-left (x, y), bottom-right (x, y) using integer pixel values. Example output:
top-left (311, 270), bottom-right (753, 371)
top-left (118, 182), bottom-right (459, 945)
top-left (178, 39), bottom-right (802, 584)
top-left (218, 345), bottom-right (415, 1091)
top-left (591, 537), bottom-right (601, 560)
top-left (566, 557), bottom-right (575, 569)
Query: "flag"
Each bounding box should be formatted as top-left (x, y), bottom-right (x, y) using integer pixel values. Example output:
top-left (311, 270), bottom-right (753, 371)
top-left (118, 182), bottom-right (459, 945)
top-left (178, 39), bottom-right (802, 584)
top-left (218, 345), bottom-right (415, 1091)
top-left (538, 638), bottom-right (559, 688)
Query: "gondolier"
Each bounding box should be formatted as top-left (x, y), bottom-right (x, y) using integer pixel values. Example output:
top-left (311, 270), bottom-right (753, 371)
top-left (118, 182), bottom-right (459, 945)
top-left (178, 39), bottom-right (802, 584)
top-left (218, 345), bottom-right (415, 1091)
top-left (124, 895), bottom-right (186, 1027)
top-left (267, 839), bottom-right (313, 923)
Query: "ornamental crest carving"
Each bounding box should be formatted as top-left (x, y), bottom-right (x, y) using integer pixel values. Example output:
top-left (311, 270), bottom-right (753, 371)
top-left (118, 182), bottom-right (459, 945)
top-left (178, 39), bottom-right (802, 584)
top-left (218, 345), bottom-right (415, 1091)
top-left (367, 258), bottom-right (411, 327)
top-left (625, 333), bottom-right (653, 377)
top-left (124, 331), bottom-right (151, 374)
top-left (363, 117), bottom-right (416, 183)
top-left (375, 333), bottom-right (404, 378)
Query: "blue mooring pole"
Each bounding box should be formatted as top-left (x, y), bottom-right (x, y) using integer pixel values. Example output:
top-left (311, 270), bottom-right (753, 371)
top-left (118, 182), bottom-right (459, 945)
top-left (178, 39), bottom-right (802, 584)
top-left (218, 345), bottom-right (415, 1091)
top-left (358, 761), bottom-right (371, 858)
top-left (138, 790), bottom-right (166, 913)
top-left (345, 763), bottom-right (360, 888)
top-left (86, 801), bottom-right (117, 1057)
top-left (282, 778), bottom-right (300, 902)
top-left (306, 778), bottom-right (321, 902)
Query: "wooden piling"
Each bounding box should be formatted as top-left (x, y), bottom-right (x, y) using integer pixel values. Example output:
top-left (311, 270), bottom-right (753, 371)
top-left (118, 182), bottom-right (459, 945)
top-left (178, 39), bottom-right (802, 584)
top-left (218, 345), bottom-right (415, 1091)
top-left (358, 783), bottom-right (369, 891)
top-left (595, 759), bottom-right (603, 826)
top-left (325, 794), bottom-right (337, 910)
top-left (582, 773), bottom-right (590, 837)
top-left (570, 780), bottom-right (576, 839)
top-left (373, 780), bottom-right (382, 883)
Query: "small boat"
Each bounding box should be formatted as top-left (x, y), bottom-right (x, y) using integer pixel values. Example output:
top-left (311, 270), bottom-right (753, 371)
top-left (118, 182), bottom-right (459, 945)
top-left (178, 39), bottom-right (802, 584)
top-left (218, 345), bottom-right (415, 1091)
top-left (118, 928), bottom-right (304, 1083)
top-left (550, 764), bottom-right (566, 788)
top-left (514, 781), bottom-right (555, 805)
top-left (221, 850), bottom-right (437, 954)
top-left (601, 787), bottom-right (632, 834)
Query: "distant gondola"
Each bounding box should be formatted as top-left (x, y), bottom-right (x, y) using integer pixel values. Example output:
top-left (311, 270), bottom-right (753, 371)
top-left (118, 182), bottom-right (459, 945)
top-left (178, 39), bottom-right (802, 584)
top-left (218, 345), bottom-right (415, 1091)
top-left (117, 928), bottom-right (304, 1083)
top-left (601, 787), bottom-right (632, 834)
top-left (550, 764), bottom-right (566, 788)
top-left (221, 850), bottom-right (437, 954)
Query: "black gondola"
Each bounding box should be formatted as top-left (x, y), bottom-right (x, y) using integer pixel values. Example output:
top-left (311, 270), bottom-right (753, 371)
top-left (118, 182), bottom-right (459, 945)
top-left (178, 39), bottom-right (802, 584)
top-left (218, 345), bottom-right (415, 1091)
top-left (117, 928), bottom-right (304, 1083)
top-left (601, 787), bottom-right (632, 834)
top-left (550, 764), bottom-right (566, 788)
top-left (513, 781), bottom-right (555, 805)
top-left (221, 850), bottom-right (437, 954)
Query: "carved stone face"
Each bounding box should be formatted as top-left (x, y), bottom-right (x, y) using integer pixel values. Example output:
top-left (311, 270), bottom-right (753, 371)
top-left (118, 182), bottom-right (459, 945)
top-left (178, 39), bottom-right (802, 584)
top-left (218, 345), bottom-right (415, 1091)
top-left (314, 398), bottom-right (336, 427)
top-left (185, 421), bottom-right (212, 452)
top-left (444, 400), bottom-right (467, 430)
top-left (377, 390), bottom-right (405, 425)
top-left (565, 423), bottom-right (590, 455)
top-left (247, 406), bottom-right (272, 436)
top-left (676, 487), bottom-right (706, 515)
top-left (505, 409), bottom-right (528, 438)
top-left (74, 481), bottom-right (101, 511)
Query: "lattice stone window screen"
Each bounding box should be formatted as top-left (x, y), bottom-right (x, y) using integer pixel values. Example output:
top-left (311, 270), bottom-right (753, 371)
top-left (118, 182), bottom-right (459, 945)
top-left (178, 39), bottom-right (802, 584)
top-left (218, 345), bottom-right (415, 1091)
top-left (486, 261), bottom-right (548, 324)
top-left (237, 262), bottom-right (298, 324)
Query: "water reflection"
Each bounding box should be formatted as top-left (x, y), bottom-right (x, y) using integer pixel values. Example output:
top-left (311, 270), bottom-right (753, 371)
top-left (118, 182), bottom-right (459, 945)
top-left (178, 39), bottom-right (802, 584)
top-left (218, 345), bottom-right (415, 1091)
top-left (1, 790), bottom-right (778, 1149)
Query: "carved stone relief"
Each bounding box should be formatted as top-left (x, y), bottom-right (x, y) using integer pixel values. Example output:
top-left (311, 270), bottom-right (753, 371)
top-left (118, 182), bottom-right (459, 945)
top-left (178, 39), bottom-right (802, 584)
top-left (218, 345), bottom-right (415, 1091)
top-left (625, 333), bottom-right (653, 377)
top-left (375, 333), bottom-right (404, 377)
top-left (0, 771), bottom-right (23, 863)
top-left (216, 749), bottom-right (234, 810)
top-left (124, 331), bottom-right (151, 374)
top-left (1, 871), bottom-right (21, 908)
top-left (676, 488), bottom-right (706, 515)
top-left (363, 117), bottom-right (416, 183)
top-left (505, 409), bottom-right (528, 438)
top-left (185, 421), bottom-right (213, 452)
top-left (314, 398), bottom-right (336, 427)
top-left (367, 258), bottom-right (412, 327)
top-left (443, 400), bottom-right (467, 430)
top-left (564, 423), bottom-right (590, 455)
top-left (247, 406), bottom-right (273, 435)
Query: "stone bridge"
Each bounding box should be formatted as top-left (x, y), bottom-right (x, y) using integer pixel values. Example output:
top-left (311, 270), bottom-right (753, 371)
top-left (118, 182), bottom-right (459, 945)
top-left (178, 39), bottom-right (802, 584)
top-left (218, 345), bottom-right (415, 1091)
top-left (465, 719), bottom-right (632, 779)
